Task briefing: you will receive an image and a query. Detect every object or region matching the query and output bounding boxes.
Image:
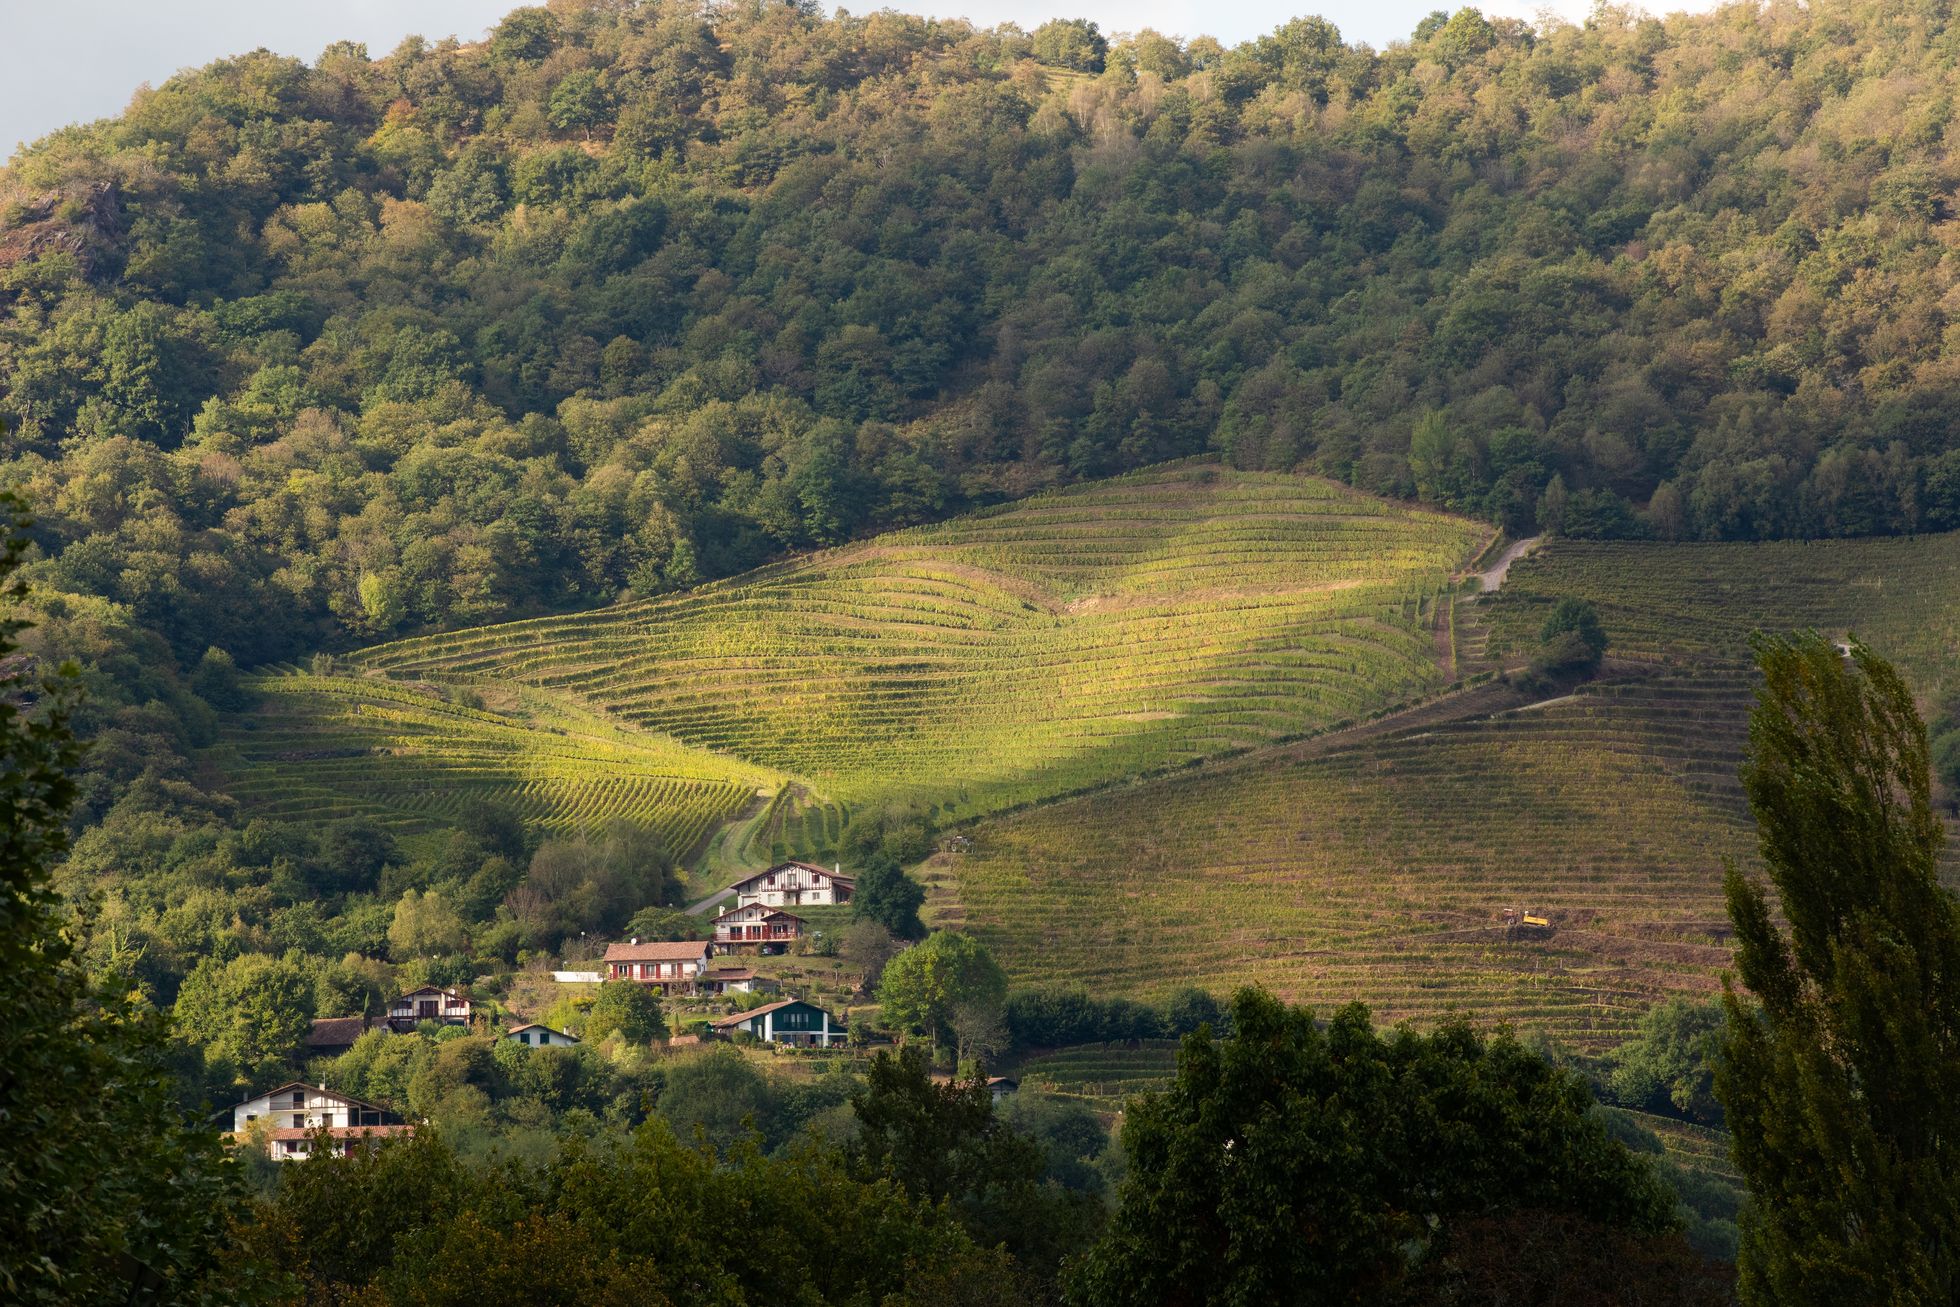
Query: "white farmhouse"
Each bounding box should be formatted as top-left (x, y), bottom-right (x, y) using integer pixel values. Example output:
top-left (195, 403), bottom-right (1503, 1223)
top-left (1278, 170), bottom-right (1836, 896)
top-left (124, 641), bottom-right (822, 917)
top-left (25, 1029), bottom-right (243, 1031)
top-left (731, 861), bottom-right (855, 910)
top-left (505, 1022), bottom-right (580, 1048)
top-left (220, 1081), bottom-right (411, 1161)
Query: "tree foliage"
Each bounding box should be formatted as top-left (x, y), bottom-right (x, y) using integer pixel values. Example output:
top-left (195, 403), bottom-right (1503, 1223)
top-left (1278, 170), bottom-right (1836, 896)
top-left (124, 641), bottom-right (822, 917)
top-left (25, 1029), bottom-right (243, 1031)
top-left (877, 931), bottom-right (1006, 1051)
top-left (1718, 633), bottom-right (1960, 1303)
top-left (0, 492), bottom-right (251, 1304)
top-left (1066, 988), bottom-right (1682, 1306)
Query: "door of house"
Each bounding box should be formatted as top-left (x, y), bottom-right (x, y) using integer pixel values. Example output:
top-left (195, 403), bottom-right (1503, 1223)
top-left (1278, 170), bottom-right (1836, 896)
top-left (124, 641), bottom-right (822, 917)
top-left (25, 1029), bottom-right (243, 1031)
top-left (417, 1000), bottom-right (437, 1019)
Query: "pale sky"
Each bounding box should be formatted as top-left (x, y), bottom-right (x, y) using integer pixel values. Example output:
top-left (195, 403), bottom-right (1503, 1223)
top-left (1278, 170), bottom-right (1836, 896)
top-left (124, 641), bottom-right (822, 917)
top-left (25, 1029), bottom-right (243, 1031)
top-left (2, 0), bottom-right (1653, 160)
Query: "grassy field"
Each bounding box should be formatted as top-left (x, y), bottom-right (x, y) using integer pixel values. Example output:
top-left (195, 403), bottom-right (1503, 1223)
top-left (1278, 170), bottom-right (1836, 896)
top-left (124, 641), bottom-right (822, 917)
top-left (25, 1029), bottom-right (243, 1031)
top-left (210, 673), bottom-right (772, 855)
top-left (945, 528), bottom-right (1960, 1048)
top-left (311, 465), bottom-right (1487, 831)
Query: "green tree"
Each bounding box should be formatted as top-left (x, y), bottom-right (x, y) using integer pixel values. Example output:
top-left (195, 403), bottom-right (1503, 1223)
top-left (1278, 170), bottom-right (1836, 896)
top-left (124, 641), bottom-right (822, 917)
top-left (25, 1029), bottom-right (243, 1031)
top-left (877, 931), bottom-right (1007, 1053)
top-left (1066, 988), bottom-right (1680, 1306)
top-left (585, 979), bottom-right (665, 1045)
top-left (849, 1045), bottom-right (1098, 1277)
top-left (1601, 998), bottom-right (1724, 1126)
top-left (547, 70), bottom-right (611, 140)
top-left (172, 951), bottom-right (316, 1088)
top-left (1030, 18), bottom-right (1107, 71)
top-left (1525, 596), bottom-right (1609, 685)
top-left (854, 852), bottom-right (927, 940)
top-left (0, 493), bottom-right (250, 1303)
top-left (1718, 634), bottom-right (1960, 1303)
top-left (388, 887), bottom-right (468, 960)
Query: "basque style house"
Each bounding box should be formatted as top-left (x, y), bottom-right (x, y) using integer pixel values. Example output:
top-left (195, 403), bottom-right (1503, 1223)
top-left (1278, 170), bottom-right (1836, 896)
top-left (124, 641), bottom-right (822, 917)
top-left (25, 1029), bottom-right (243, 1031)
top-left (603, 938), bottom-right (713, 993)
top-left (731, 861), bottom-right (855, 909)
top-left (710, 998), bottom-right (845, 1047)
top-left (387, 985), bottom-right (473, 1032)
top-left (712, 902), bottom-right (804, 954)
top-left (221, 1082), bottom-right (411, 1161)
top-left (505, 1023), bottom-right (579, 1048)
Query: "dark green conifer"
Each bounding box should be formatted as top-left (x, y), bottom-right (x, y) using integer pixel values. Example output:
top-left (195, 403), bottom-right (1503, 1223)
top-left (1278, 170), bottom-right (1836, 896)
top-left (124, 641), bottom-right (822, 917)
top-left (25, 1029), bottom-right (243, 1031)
top-left (1719, 633), bottom-right (1960, 1303)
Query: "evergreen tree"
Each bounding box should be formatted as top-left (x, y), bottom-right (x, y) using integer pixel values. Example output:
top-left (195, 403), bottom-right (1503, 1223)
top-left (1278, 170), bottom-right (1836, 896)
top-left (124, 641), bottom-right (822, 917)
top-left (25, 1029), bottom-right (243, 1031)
top-left (1718, 633), bottom-right (1960, 1303)
top-left (854, 852), bottom-right (927, 940)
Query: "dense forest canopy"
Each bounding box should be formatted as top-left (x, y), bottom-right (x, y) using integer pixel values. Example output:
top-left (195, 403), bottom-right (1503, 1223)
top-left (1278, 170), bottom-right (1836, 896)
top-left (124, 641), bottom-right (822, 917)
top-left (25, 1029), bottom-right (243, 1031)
top-left (7, 0), bottom-right (1960, 670)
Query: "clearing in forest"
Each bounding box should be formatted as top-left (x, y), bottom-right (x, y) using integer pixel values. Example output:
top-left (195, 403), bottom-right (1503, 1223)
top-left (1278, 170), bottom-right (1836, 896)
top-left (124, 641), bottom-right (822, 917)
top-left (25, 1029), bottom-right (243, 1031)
top-left (294, 463), bottom-right (1488, 829)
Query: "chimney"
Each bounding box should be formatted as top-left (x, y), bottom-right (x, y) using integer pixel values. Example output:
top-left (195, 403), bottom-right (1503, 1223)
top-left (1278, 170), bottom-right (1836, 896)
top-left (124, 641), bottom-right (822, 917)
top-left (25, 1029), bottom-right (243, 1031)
top-left (835, 862), bottom-right (841, 876)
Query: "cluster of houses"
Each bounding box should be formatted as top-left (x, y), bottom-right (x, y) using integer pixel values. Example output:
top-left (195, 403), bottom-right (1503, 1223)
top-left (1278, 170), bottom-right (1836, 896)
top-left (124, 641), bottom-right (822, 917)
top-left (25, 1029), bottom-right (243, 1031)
top-left (594, 861), bottom-right (853, 1040)
top-left (238, 862), bottom-right (863, 1161)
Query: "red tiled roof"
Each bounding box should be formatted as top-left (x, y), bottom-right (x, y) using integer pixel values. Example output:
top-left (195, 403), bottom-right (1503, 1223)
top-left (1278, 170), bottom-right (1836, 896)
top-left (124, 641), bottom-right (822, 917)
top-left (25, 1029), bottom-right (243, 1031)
top-left (604, 939), bottom-right (712, 963)
top-left (703, 968), bottom-right (756, 981)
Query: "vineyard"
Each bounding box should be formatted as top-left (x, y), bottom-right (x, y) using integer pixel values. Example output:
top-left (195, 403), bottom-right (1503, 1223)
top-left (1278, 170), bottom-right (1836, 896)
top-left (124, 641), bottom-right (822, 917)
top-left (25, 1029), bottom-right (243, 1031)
top-left (947, 527), bottom-right (1960, 1049)
top-left (211, 673), bottom-right (772, 854)
top-left (334, 464), bottom-right (1488, 824)
top-left (1014, 1041), bottom-right (1182, 1107)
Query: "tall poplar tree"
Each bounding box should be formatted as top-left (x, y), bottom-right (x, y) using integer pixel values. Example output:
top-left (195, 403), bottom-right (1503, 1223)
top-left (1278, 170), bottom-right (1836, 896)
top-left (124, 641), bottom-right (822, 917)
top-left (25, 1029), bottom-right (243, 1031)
top-left (1719, 633), bottom-right (1960, 1303)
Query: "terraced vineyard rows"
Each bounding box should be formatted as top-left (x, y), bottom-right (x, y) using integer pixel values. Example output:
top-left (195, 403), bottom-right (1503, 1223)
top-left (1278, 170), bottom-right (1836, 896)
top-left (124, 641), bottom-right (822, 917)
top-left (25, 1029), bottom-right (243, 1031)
top-left (1014, 1041), bottom-right (1182, 1107)
top-left (1477, 534), bottom-right (1960, 696)
top-left (950, 674), bottom-right (1758, 1047)
top-left (346, 465), bottom-right (1490, 819)
top-left (952, 527), bottom-right (1960, 1048)
top-left (212, 674), bottom-right (772, 851)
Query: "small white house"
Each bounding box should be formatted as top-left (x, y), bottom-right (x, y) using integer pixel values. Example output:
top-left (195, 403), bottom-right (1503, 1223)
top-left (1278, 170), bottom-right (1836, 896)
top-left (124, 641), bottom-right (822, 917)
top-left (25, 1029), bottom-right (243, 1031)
top-left (387, 985), bottom-right (473, 1032)
top-left (219, 1081), bottom-right (411, 1161)
top-left (709, 998), bottom-right (845, 1048)
top-left (551, 970), bottom-right (604, 984)
top-left (505, 1022), bottom-right (580, 1048)
top-left (731, 861), bottom-right (855, 910)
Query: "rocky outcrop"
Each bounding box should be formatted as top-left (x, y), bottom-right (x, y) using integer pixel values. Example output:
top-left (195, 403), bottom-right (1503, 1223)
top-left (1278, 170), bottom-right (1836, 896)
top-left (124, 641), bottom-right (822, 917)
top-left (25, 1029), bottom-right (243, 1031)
top-left (0, 180), bottom-right (123, 288)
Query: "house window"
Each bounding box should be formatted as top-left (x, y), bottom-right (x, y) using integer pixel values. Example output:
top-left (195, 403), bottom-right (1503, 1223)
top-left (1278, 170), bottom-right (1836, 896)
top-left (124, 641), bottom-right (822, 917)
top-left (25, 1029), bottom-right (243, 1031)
top-left (291, 1091), bottom-right (305, 1107)
top-left (517, 1031), bottom-right (530, 1044)
top-left (292, 1114), bottom-right (304, 1129)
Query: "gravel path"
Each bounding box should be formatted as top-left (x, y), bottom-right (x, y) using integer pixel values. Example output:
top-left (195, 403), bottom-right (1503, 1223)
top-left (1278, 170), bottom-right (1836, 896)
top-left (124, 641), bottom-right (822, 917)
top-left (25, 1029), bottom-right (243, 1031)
top-left (1479, 535), bottom-right (1543, 592)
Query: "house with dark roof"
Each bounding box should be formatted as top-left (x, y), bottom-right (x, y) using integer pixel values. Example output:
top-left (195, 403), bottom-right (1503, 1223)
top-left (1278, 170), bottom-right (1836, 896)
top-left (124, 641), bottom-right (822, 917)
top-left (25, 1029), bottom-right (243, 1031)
top-left (505, 1022), bottom-right (579, 1048)
top-left (603, 939), bottom-right (713, 993)
top-left (386, 985), bottom-right (473, 1032)
top-left (710, 998), bottom-right (845, 1047)
top-left (304, 1016), bottom-right (369, 1057)
top-left (731, 861), bottom-right (855, 909)
top-left (712, 902), bottom-right (804, 954)
top-left (219, 1081), bottom-right (412, 1161)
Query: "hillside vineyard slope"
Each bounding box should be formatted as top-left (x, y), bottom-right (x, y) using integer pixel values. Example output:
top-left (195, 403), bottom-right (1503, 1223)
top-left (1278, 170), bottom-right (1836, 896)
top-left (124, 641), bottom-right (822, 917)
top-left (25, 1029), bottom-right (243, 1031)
top-left (246, 465), bottom-right (1489, 826)
top-left (944, 529), bottom-right (1960, 1047)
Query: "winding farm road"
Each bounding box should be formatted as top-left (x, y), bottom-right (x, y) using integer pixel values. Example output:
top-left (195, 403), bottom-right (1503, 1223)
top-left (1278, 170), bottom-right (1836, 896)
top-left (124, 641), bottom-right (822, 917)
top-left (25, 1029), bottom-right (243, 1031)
top-left (1479, 535), bottom-right (1543, 592)
top-left (684, 884), bottom-right (737, 916)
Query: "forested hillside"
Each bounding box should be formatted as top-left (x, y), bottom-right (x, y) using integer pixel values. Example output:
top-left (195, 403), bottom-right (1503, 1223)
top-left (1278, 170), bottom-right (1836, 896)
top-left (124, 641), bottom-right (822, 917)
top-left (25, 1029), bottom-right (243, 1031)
top-left (9, 0), bottom-right (1960, 672)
